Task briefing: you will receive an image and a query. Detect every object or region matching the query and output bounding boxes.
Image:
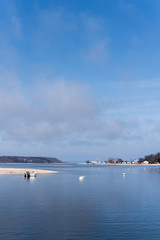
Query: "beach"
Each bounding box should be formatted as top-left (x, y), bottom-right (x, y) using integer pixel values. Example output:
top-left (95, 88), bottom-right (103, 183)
top-left (0, 168), bottom-right (58, 174)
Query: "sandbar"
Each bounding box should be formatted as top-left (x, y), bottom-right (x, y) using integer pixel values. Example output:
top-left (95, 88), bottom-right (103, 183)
top-left (0, 168), bottom-right (58, 174)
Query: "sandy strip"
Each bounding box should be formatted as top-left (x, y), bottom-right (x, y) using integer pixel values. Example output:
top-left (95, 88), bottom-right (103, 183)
top-left (0, 168), bottom-right (58, 174)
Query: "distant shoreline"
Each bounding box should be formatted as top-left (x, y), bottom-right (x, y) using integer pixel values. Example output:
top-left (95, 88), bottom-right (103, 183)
top-left (0, 162), bottom-right (64, 164)
top-left (0, 156), bottom-right (62, 164)
top-left (81, 163), bottom-right (160, 166)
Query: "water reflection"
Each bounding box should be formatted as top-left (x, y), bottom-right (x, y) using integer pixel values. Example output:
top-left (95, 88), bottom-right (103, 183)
top-left (1, 165), bottom-right (160, 239)
top-left (25, 177), bottom-right (36, 183)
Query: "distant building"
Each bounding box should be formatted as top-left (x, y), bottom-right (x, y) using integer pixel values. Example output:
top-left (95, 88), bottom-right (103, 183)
top-left (132, 160), bottom-right (138, 164)
top-left (91, 161), bottom-right (103, 164)
top-left (143, 161), bottom-right (149, 164)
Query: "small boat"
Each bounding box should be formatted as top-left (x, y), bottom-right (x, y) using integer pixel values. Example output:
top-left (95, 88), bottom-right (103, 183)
top-left (30, 171), bottom-right (37, 177)
top-left (79, 176), bottom-right (85, 181)
top-left (24, 171), bottom-right (37, 178)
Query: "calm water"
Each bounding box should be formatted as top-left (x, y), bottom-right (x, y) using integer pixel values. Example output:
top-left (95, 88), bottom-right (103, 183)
top-left (1, 164), bottom-right (160, 239)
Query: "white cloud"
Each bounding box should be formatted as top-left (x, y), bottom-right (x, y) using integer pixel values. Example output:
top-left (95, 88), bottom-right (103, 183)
top-left (0, 78), bottom-right (136, 144)
top-left (81, 38), bottom-right (109, 63)
top-left (34, 7), bottom-right (109, 63)
top-left (0, 77), bottom-right (158, 161)
top-left (0, 79), bottom-right (96, 141)
top-left (80, 13), bottom-right (104, 33)
top-left (0, 0), bottom-right (22, 39)
top-left (119, 1), bottom-right (138, 14)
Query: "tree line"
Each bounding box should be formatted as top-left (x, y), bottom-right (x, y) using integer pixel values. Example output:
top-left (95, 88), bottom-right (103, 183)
top-left (138, 152), bottom-right (160, 164)
top-left (86, 152), bottom-right (160, 164)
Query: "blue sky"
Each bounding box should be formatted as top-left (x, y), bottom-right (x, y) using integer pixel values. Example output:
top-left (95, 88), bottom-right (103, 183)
top-left (0, 0), bottom-right (160, 162)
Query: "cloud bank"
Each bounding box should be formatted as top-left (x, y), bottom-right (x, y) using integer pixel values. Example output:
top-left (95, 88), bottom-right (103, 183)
top-left (0, 78), bottom-right (137, 144)
top-left (0, 76), bottom-right (158, 161)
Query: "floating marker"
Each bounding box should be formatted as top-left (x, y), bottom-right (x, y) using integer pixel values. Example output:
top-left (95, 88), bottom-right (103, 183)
top-left (79, 176), bottom-right (85, 181)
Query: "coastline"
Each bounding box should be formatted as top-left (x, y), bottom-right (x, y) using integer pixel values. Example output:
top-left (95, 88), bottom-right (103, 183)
top-left (0, 168), bottom-right (58, 174)
top-left (80, 163), bottom-right (160, 166)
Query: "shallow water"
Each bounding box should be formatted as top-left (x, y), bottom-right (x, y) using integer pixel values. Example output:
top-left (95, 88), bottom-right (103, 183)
top-left (0, 164), bottom-right (160, 239)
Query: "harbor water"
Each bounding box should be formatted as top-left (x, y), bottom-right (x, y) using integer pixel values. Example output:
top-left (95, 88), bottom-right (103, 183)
top-left (0, 164), bottom-right (160, 239)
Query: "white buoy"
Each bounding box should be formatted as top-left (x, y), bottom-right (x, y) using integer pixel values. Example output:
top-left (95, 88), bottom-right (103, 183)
top-left (123, 173), bottom-right (125, 176)
top-left (79, 176), bottom-right (85, 181)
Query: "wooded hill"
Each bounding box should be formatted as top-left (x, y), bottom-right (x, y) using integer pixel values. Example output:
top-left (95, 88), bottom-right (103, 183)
top-left (0, 156), bottom-right (62, 163)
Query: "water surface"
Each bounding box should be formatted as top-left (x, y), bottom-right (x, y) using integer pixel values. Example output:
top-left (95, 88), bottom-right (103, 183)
top-left (0, 164), bottom-right (160, 239)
